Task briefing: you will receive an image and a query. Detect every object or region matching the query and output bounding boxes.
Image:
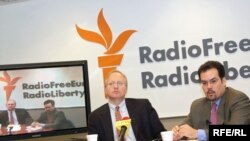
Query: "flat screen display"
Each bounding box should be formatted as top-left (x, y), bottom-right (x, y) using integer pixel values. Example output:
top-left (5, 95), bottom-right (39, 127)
top-left (0, 60), bottom-right (91, 140)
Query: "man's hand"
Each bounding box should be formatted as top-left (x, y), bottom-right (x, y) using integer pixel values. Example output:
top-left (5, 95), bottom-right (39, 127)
top-left (172, 125), bottom-right (181, 140)
top-left (178, 124), bottom-right (198, 139)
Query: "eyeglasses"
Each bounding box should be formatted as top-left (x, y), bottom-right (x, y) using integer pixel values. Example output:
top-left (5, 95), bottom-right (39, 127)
top-left (107, 81), bottom-right (126, 87)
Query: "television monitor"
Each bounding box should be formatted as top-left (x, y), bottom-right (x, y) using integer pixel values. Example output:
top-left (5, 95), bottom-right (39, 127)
top-left (0, 60), bottom-right (91, 140)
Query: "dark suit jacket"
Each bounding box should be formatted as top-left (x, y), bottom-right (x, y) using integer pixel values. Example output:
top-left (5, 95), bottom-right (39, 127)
top-left (88, 98), bottom-right (166, 141)
top-left (37, 109), bottom-right (74, 130)
top-left (182, 87), bottom-right (250, 138)
top-left (0, 108), bottom-right (33, 126)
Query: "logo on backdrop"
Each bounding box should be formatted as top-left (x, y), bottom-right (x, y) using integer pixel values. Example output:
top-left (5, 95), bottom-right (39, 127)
top-left (0, 71), bottom-right (21, 101)
top-left (75, 9), bottom-right (250, 90)
top-left (76, 8), bottom-right (136, 82)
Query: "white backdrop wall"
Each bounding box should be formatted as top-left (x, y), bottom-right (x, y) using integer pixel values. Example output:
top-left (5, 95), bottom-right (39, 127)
top-left (0, 0), bottom-right (249, 117)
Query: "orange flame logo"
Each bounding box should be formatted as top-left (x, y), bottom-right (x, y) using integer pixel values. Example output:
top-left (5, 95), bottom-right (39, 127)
top-left (76, 8), bottom-right (136, 81)
top-left (0, 71), bottom-right (21, 101)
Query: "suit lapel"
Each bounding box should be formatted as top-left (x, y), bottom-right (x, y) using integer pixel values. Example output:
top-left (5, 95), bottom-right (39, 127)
top-left (217, 94), bottom-right (226, 124)
top-left (203, 100), bottom-right (211, 125)
top-left (15, 109), bottom-right (20, 122)
top-left (100, 104), bottom-right (115, 140)
top-left (125, 99), bottom-right (139, 140)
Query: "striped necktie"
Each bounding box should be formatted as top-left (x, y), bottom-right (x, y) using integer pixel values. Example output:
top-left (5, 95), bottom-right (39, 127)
top-left (115, 106), bottom-right (124, 140)
top-left (115, 106), bottom-right (122, 121)
top-left (10, 111), bottom-right (14, 124)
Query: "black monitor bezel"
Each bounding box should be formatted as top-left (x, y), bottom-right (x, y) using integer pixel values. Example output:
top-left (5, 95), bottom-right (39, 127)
top-left (0, 60), bottom-right (91, 140)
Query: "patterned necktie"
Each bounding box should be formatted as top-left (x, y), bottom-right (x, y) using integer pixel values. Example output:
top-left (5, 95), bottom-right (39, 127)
top-left (210, 102), bottom-right (218, 125)
top-left (115, 106), bottom-right (122, 140)
top-left (115, 106), bottom-right (122, 121)
top-left (10, 111), bottom-right (14, 124)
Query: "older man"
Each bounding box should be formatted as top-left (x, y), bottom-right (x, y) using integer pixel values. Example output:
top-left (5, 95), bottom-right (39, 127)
top-left (0, 99), bottom-right (33, 126)
top-left (88, 70), bottom-right (166, 141)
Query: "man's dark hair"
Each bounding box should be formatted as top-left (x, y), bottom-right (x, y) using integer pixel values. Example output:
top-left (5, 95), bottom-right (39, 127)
top-left (198, 60), bottom-right (225, 80)
top-left (44, 99), bottom-right (55, 106)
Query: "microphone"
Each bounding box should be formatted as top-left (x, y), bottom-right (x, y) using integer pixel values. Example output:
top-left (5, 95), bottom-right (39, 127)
top-left (118, 125), bottom-right (127, 141)
top-left (115, 117), bottom-right (131, 141)
top-left (8, 125), bottom-right (14, 135)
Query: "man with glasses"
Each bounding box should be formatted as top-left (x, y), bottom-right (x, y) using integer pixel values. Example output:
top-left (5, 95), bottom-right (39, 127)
top-left (88, 70), bottom-right (166, 141)
top-left (172, 60), bottom-right (250, 141)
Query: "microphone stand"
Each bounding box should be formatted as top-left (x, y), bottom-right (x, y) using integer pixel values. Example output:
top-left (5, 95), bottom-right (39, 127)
top-left (118, 126), bottom-right (127, 141)
top-left (119, 136), bottom-right (125, 141)
top-left (9, 126), bottom-right (13, 135)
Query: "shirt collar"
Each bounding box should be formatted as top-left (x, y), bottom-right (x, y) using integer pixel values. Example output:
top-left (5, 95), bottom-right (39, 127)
top-left (108, 99), bottom-right (126, 110)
